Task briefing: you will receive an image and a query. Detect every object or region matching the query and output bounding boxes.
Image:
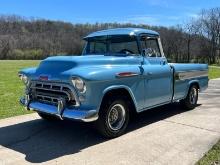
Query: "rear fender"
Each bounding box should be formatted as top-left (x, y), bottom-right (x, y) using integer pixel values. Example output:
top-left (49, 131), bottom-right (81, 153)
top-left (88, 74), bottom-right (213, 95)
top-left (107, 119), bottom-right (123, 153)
top-left (184, 80), bottom-right (200, 98)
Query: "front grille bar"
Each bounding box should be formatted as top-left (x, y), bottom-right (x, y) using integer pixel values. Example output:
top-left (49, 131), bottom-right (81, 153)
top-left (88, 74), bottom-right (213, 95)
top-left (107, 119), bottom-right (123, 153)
top-left (31, 86), bottom-right (72, 101)
top-left (30, 81), bottom-right (80, 107)
top-left (36, 94), bottom-right (59, 105)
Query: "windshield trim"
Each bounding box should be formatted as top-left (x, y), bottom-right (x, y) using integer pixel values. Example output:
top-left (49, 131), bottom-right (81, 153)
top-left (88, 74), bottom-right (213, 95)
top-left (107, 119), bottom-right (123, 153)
top-left (82, 35), bottom-right (141, 56)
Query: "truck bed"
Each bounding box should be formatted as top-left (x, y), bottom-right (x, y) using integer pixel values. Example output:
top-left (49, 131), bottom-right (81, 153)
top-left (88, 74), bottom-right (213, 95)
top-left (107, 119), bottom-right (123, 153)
top-left (169, 63), bottom-right (209, 101)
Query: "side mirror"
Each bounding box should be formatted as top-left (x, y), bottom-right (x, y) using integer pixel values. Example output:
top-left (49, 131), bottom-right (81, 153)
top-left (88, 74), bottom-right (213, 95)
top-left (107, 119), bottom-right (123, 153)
top-left (142, 48), bottom-right (156, 57)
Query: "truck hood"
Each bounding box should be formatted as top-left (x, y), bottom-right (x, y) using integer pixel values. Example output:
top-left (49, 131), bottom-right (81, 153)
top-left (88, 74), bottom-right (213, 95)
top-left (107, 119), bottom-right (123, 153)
top-left (35, 55), bottom-right (142, 74)
top-left (24, 55), bottom-right (143, 81)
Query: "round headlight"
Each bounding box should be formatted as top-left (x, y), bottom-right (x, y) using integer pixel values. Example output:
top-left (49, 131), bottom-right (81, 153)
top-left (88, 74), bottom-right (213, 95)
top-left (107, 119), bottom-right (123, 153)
top-left (71, 77), bottom-right (86, 93)
top-left (19, 74), bottom-right (29, 85)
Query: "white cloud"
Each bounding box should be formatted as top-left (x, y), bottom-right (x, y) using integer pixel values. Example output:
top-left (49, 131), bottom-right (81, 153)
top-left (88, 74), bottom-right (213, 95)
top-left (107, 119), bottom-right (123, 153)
top-left (186, 13), bottom-right (199, 19)
top-left (121, 14), bottom-right (183, 26)
top-left (137, 0), bottom-right (169, 7)
top-left (71, 13), bottom-right (184, 27)
top-left (123, 15), bottom-right (159, 25)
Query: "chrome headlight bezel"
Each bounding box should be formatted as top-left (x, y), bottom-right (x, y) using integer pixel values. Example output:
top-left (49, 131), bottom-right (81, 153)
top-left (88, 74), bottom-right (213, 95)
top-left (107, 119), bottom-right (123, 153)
top-left (71, 77), bottom-right (86, 93)
top-left (18, 73), bottom-right (29, 85)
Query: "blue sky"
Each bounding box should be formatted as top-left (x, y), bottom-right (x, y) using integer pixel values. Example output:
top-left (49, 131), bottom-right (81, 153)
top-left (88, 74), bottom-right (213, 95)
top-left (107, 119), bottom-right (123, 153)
top-left (0, 0), bottom-right (219, 27)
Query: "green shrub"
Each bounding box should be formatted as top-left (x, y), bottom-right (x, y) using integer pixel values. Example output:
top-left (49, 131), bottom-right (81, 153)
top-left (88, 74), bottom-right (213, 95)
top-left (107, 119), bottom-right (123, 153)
top-left (9, 49), bottom-right (44, 60)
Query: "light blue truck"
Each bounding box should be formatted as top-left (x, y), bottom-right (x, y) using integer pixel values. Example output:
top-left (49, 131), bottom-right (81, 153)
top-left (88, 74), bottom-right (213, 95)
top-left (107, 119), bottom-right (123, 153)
top-left (19, 28), bottom-right (208, 138)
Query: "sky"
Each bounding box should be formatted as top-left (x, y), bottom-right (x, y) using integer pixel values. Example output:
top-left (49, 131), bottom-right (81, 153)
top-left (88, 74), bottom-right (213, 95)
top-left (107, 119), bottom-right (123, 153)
top-left (0, 0), bottom-right (220, 27)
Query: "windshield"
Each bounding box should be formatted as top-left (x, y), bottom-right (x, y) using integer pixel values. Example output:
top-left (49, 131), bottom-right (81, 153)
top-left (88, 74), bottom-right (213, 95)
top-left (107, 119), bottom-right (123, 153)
top-left (83, 35), bottom-right (140, 56)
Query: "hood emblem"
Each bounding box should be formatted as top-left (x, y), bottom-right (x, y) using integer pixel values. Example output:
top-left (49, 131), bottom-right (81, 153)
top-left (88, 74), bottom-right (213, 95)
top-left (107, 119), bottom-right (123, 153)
top-left (39, 75), bottom-right (49, 81)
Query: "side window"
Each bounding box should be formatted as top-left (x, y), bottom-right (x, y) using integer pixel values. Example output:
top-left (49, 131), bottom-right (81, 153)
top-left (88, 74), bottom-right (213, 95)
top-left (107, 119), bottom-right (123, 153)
top-left (140, 36), bottom-right (161, 57)
top-left (89, 41), bottom-right (107, 54)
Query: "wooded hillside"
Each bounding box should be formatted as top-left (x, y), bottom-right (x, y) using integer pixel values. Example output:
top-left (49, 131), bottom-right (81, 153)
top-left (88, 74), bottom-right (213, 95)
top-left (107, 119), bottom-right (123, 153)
top-left (0, 7), bottom-right (219, 64)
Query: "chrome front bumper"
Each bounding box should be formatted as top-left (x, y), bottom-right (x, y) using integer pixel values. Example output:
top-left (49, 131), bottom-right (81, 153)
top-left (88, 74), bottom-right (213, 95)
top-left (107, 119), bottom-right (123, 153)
top-left (20, 97), bottom-right (98, 122)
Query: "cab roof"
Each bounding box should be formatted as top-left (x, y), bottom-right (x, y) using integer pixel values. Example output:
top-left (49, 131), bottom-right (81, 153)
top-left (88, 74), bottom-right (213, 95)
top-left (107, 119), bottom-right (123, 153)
top-left (84, 28), bottom-right (159, 39)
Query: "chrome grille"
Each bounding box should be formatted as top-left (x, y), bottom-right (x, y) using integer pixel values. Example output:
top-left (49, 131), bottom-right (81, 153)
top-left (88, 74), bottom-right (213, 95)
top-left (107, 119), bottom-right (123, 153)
top-left (30, 81), bottom-right (79, 107)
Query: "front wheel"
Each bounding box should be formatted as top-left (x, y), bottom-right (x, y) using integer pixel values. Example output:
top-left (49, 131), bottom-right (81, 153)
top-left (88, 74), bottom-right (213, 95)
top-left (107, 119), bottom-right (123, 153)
top-left (181, 85), bottom-right (198, 110)
top-left (95, 99), bottom-right (129, 138)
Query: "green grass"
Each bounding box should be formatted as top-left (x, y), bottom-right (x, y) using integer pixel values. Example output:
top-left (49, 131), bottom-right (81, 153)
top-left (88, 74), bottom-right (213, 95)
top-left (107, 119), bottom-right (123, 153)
top-left (0, 60), bottom-right (39, 119)
top-left (0, 60), bottom-right (220, 163)
top-left (196, 65), bottom-right (220, 165)
top-left (209, 66), bottom-right (220, 79)
top-left (0, 61), bottom-right (220, 120)
top-left (196, 140), bottom-right (220, 165)
top-left (197, 66), bottom-right (220, 165)
top-left (211, 64), bottom-right (220, 67)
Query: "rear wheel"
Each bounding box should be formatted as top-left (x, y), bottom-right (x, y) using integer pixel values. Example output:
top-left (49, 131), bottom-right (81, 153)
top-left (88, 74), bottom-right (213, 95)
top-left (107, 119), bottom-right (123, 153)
top-left (95, 98), bottom-right (129, 138)
top-left (181, 85), bottom-right (198, 110)
top-left (37, 112), bottom-right (59, 120)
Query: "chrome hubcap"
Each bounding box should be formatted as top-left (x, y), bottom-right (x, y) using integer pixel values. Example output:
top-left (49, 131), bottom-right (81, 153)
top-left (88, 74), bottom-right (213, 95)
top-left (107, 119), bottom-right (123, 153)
top-left (190, 88), bottom-right (197, 105)
top-left (107, 104), bottom-right (126, 131)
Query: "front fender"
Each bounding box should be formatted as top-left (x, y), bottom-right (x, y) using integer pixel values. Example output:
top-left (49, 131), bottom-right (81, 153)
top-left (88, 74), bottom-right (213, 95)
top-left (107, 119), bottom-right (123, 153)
top-left (100, 85), bottom-right (138, 112)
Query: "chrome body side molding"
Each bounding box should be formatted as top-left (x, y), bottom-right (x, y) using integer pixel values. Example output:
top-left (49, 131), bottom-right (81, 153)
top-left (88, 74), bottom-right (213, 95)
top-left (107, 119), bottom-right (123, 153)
top-left (175, 70), bottom-right (208, 81)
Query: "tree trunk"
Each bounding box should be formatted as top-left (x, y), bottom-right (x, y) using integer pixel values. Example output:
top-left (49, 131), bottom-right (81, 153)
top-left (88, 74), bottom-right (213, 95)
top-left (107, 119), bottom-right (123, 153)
top-left (187, 39), bottom-right (191, 62)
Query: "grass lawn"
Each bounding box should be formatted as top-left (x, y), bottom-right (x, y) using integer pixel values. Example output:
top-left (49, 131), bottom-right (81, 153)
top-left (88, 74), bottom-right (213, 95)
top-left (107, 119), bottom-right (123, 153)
top-left (0, 60), bottom-right (39, 119)
top-left (0, 61), bottom-right (220, 120)
top-left (0, 60), bottom-right (220, 164)
top-left (197, 66), bottom-right (220, 165)
top-left (211, 64), bottom-right (220, 67)
top-left (209, 66), bottom-right (220, 79)
top-left (196, 139), bottom-right (220, 165)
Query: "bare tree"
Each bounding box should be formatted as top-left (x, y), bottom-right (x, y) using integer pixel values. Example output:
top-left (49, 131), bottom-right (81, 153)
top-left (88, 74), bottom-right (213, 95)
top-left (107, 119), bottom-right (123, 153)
top-left (0, 12), bottom-right (218, 63)
top-left (199, 8), bottom-right (220, 63)
top-left (183, 19), bottom-right (200, 62)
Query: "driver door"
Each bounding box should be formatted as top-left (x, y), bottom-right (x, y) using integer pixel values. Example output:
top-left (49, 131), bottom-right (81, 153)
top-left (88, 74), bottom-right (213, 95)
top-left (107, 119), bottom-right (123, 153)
top-left (140, 35), bottom-right (173, 108)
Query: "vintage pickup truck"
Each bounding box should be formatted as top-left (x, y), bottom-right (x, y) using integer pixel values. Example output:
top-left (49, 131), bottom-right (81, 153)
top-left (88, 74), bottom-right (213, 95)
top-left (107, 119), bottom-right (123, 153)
top-left (19, 28), bottom-right (208, 138)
